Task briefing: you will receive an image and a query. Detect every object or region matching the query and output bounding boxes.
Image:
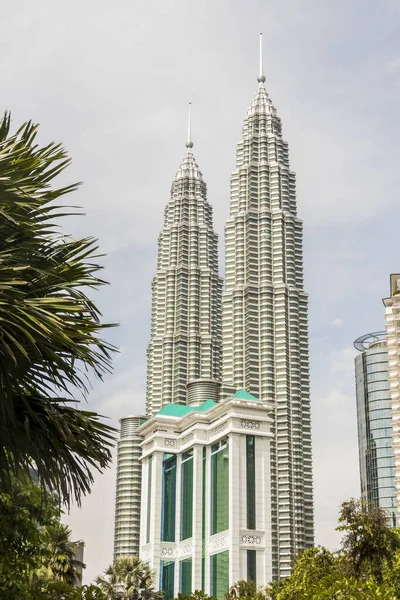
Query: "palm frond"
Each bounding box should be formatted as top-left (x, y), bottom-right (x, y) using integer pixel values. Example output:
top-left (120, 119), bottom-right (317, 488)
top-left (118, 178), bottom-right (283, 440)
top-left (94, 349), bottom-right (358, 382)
top-left (0, 111), bottom-right (118, 506)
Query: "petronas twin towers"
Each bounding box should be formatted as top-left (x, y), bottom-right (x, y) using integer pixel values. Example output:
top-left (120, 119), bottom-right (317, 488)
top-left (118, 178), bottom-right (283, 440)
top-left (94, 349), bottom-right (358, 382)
top-left (114, 35), bottom-right (313, 581)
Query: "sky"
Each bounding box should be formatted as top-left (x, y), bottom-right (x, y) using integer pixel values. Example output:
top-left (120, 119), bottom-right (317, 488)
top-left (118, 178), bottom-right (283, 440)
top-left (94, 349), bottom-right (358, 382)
top-left (3, 0), bottom-right (400, 584)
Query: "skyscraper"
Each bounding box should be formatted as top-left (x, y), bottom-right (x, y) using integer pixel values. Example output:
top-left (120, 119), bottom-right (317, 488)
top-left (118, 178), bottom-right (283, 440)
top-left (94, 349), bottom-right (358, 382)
top-left (146, 106), bottom-right (223, 416)
top-left (222, 35), bottom-right (313, 577)
top-left (114, 415), bottom-right (147, 560)
top-left (114, 112), bottom-right (223, 562)
top-left (383, 273), bottom-right (400, 516)
top-left (354, 332), bottom-right (397, 527)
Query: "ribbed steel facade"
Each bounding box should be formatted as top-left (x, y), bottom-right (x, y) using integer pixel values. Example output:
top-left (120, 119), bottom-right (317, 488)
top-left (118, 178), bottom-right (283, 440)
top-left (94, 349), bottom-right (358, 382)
top-left (113, 415), bottom-right (147, 560)
top-left (222, 78), bottom-right (313, 578)
top-left (384, 274), bottom-right (400, 518)
top-left (146, 145), bottom-right (223, 417)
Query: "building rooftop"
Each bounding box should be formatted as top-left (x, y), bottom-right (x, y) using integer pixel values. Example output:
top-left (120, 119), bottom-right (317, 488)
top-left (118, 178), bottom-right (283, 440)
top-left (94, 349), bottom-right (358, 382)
top-left (354, 331), bottom-right (387, 352)
top-left (156, 389), bottom-right (260, 419)
top-left (232, 389), bottom-right (260, 401)
top-left (157, 399), bottom-right (217, 418)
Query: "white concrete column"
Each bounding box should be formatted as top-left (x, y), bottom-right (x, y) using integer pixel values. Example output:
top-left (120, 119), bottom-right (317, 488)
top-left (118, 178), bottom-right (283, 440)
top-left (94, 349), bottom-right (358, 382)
top-left (174, 454), bottom-right (182, 596)
top-left (150, 451), bottom-right (163, 587)
top-left (139, 455), bottom-right (148, 555)
top-left (259, 435), bottom-right (272, 584)
top-left (192, 444), bottom-right (204, 591)
top-left (238, 435), bottom-right (247, 581)
top-left (204, 444), bottom-right (211, 594)
top-left (229, 432), bottom-right (241, 586)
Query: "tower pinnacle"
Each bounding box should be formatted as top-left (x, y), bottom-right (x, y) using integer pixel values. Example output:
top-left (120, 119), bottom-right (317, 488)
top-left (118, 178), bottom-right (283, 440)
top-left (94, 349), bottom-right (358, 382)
top-left (186, 102), bottom-right (193, 148)
top-left (257, 32), bottom-right (266, 84)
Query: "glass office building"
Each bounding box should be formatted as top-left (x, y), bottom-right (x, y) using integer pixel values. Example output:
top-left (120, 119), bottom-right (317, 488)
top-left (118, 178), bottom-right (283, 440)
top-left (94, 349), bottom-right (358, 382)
top-left (354, 332), bottom-right (397, 526)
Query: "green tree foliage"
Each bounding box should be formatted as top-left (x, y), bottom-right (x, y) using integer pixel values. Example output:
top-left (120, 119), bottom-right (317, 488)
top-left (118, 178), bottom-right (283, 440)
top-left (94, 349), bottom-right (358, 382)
top-left (96, 556), bottom-right (164, 600)
top-left (225, 580), bottom-right (265, 600)
top-left (175, 591), bottom-right (215, 600)
top-left (263, 499), bottom-right (400, 599)
top-left (0, 112), bottom-right (117, 506)
top-left (0, 473), bottom-right (91, 599)
top-left (35, 522), bottom-right (83, 586)
top-left (337, 498), bottom-right (400, 582)
top-left (26, 582), bottom-right (108, 600)
top-left (0, 472), bottom-right (59, 598)
top-left (265, 547), bottom-right (340, 599)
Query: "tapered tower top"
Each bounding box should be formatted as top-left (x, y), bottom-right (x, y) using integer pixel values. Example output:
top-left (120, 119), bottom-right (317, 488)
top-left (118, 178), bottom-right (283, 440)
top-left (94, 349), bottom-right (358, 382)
top-left (176, 102), bottom-right (203, 180)
top-left (257, 32), bottom-right (266, 84)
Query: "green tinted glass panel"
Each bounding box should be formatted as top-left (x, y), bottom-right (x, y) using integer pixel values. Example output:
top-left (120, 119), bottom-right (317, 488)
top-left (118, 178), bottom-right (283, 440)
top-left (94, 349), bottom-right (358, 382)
top-left (210, 551), bottom-right (229, 599)
top-left (180, 559), bottom-right (192, 595)
top-left (146, 455), bottom-right (152, 544)
top-left (161, 453), bottom-right (176, 541)
top-left (247, 549), bottom-right (256, 583)
top-left (211, 442), bottom-right (229, 534)
top-left (181, 455), bottom-right (193, 540)
top-left (160, 561), bottom-right (175, 600)
top-left (246, 436), bottom-right (256, 529)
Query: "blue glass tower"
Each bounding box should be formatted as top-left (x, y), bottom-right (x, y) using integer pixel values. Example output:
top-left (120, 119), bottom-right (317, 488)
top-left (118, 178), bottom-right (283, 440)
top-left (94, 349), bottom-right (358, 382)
top-left (354, 331), bottom-right (397, 526)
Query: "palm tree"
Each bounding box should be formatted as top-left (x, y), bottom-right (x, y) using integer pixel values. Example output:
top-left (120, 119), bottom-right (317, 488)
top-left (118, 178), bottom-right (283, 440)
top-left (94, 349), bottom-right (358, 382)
top-left (96, 557), bottom-right (163, 600)
top-left (0, 112), bottom-right (117, 506)
top-left (36, 522), bottom-right (82, 586)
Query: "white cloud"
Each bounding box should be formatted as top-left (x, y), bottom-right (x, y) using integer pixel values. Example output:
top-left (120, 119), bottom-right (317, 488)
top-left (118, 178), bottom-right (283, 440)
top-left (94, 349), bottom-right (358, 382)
top-left (332, 318), bottom-right (343, 328)
top-left (388, 57), bottom-right (400, 72)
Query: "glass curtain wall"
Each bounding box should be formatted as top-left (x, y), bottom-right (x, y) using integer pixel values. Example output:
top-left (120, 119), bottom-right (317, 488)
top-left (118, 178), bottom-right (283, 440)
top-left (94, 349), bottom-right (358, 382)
top-left (211, 439), bottom-right (229, 535)
top-left (161, 453), bottom-right (177, 541)
top-left (181, 450), bottom-right (193, 540)
top-left (160, 561), bottom-right (175, 600)
top-left (210, 551), bottom-right (229, 598)
top-left (246, 436), bottom-right (256, 529)
top-left (180, 558), bottom-right (192, 595)
top-left (247, 550), bottom-right (256, 583)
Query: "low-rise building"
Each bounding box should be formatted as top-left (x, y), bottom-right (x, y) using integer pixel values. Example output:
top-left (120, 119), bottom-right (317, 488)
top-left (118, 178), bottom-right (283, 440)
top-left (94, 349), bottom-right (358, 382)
top-left (138, 390), bottom-right (273, 599)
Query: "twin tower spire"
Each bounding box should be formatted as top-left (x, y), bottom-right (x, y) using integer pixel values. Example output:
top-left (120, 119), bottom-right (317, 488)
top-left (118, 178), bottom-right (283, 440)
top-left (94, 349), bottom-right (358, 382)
top-left (184, 32), bottom-right (265, 152)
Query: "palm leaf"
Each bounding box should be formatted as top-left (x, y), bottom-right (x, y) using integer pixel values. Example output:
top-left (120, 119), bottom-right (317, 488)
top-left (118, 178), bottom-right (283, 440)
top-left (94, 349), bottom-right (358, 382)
top-left (0, 111), bottom-right (118, 506)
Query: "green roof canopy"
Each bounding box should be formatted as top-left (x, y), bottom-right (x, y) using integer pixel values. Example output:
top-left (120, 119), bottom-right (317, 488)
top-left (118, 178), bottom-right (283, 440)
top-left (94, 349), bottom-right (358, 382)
top-left (232, 389), bottom-right (260, 402)
top-left (157, 391), bottom-right (258, 419)
top-left (157, 399), bottom-right (217, 418)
